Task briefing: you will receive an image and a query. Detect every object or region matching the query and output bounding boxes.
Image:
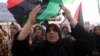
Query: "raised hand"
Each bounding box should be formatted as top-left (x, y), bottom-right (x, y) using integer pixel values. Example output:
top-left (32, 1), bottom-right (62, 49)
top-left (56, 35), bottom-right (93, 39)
top-left (17, 4), bottom-right (41, 40)
top-left (60, 4), bottom-right (73, 21)
top-left (29, 4), bottom-right (41, 24)
top-left (60, 4), bottom-right (77, 28)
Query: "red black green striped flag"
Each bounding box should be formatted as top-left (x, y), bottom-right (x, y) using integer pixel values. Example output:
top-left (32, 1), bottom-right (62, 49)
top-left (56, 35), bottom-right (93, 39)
top-left (63, 0), bottom-right (83, 26)
top-left (7, 0), bottom-right (66, 27)
top-left (7, 0), bottom-right (83, 27)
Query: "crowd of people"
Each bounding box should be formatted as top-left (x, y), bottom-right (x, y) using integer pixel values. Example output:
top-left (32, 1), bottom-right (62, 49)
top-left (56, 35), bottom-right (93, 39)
top-left (0, 4), bottom-right (100, 56)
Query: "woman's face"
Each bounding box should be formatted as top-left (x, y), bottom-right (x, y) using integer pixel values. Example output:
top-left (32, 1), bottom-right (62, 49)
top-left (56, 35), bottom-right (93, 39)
top-left (10, 25), bottom-right (18, 36)
top-left (62, 27), bottom-right (69, 34)
top-left (95, 28), bottom-right (100, 36)
top-left (46, 27), bottom-right (59, 44)
top-left (35, 27), bottom-right (42, 36)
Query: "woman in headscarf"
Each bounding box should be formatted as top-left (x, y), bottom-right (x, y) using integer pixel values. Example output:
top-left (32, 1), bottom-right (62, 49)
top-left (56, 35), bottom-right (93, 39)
top-left (32, 25), bottom-right (45, 46)
top-left (8, 22), bottom-right (21, 50)
top-left (60, 24), bottom-right (76, 42)
top-left (90, 26), bottom-right (100, 56)
top-left (11, 4), bottom-right (95, 56)
top-left (29, 25), bottom-right (46, 55)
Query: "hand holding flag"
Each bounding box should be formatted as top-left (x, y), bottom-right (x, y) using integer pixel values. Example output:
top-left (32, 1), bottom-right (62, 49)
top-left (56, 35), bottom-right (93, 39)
top-left (60, 4), bottom-right (73, 21)
top-left (60, 5), bottom-right (78, 28)
top-left (28, 4), bottom-right (41, 24)
top-left (17, 5), bottom-right (41, 40)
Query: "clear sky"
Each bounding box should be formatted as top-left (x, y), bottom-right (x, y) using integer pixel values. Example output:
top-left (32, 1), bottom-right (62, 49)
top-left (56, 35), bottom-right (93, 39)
top-left (0, 0), bottom-right (100, 25)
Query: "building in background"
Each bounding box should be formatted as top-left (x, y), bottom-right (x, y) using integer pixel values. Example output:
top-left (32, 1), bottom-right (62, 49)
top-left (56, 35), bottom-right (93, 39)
top-left (0, 3), bottom-right (15, 21)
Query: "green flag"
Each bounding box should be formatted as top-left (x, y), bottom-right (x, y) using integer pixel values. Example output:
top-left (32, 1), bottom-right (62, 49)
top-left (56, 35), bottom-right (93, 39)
top-left (8, 0), bottom-right (74, 27)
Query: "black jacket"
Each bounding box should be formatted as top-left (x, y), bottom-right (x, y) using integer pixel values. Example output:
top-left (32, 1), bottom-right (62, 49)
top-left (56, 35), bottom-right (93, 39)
top-left (11, 23), bottom-right (95, 56)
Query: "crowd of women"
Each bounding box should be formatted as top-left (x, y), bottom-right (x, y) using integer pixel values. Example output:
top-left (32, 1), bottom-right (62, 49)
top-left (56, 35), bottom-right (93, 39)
top-left (0, 4), bottom-right (100, 56)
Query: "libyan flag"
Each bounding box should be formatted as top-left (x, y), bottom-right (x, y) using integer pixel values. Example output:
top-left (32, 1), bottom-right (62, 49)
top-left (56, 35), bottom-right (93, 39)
top-left (73, 0), bottom-right (83, 26)
top-left (7, 0), bottom-right (83, 27)
top-left (64, 0), bottom-right (83, 26)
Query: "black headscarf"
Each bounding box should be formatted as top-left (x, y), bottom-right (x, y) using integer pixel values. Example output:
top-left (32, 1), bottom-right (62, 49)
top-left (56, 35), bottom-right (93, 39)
top-left (46, 24), bottom-right (62, 41)
top-left (33, 24), bottom-right (73, 56)
top-left (93, 26), bottom-right (100, 36)
top-left (44, 24), bottom-right (73, 56)
top-left (93, 26), bottom-right (100, 52)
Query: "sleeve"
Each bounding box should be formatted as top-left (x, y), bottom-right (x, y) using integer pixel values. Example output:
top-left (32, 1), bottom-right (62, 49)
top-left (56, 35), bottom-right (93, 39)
top-left (11, 32), bottom-right (29, 56)
top-left (71, 23), bottom-right (95, 55)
